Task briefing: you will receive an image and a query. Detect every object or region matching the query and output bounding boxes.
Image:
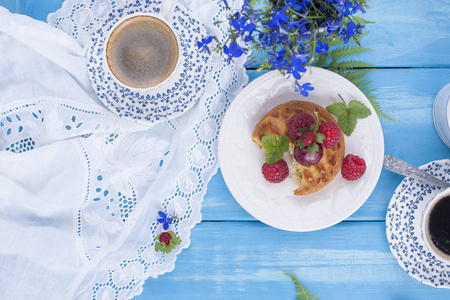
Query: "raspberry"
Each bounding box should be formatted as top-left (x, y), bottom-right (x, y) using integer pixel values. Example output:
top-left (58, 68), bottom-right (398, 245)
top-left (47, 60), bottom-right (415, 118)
top-left (341, 154), bottom-right (366, 181)
top-left (262, 159), bottom-right (289, 183)
top-left (159, 232), bottom-right (173, 245)
top-left (287, 112), bottom-right (315, 140)
top-left (318, 122), bottom-right (341, 149)
top-left (300, 129), bottom-right (316, 146)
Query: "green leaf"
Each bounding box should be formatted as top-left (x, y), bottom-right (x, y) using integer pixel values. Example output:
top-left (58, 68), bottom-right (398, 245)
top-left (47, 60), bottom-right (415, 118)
top-left (336, 60), bottom-right (374, 71)
top-left (263, 135), bottom-right (290, 164)
top-left (155, 233), bottom-right (161, 240)
top-left (297, 139), bottom-right (307, 149)
top-left (155, 242), bottom-right (163, 252)
top-left (171, 237), bottom-right (181, 246)
top-left (315, 133), bottom-right (325, 144)
top-left (348, 100), bottom-right (372, 119)
top-left (351, 16), bottom-right (376, 25)
top-left (314, 53), bottom-right (327, 68)
top-left (330, 45), bottom-right (372, 61)
top-left (371, 100), bottom-right (396, 121)
top-left (326, 102), bottom-right (347, 117)
top-left (350, 76), bottom-right (369, 86)
top-left (343, 69), bottom-right (375, 81)
top-left (163, 244), bottom-right (175, 253)
top-left (309, 123), bottom-right (318, 133)
top-left (265, 150), bottom-right (284, 164)
top-left (307, 143), bottom-right (319, 154)
top-left (363, 88), bottom-right (377, 96)
top-left (278, 135), bottom-right (290, 153)
top-left (356, 80), bottom-right (373, 91)
top-left (168, 230), bottom-right (176, 237)
top-left (282, 273), bottom-right (319, 300)
top-left (262, 135), bottom-right (277, 151)
top-left (338, 111), bottom-right (358, 136)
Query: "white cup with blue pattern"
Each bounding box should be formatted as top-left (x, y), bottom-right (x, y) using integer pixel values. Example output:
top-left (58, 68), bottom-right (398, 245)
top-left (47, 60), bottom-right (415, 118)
top-left (104, 0), bottom-right (181, 91)
top-left (422, 187), bottom-right (450, 263)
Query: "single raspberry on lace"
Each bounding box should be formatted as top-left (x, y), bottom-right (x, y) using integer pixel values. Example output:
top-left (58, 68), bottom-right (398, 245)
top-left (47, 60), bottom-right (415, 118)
top-left (318, 122), bottom-right (341, 149)
top-left (159, 232), bottom-right (173, 245)
top-left (341, 154), bottom-right (366, 181)
top-left (262, 159), bottom-right (289, 183)
top-left (287, 112), bottom-right (315, 140)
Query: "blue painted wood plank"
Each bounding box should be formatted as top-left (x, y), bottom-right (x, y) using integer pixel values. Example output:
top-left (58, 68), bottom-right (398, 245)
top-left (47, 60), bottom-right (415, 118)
top-left (0, 0), bottom-right (449, 67)
top-left (0, 0), bottom-right (18, 13)
top-left (136, 222), bottom-right (450, 299)
top-left (245, 0), bottom-right (450, 68)
top-left (21, 0), bottom-right (63, 22)
top-left (201, 68), bottom-right (450, 222)
top-left (354, 0), bottom-right (450, 67)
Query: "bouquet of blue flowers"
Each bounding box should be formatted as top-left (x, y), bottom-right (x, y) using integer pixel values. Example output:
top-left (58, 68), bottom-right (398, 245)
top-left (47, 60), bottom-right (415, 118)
top-left (198, 0), bottom-right (369, 96)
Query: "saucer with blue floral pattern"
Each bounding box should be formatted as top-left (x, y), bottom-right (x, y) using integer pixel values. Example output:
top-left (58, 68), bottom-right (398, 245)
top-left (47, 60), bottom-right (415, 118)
top-left (87, 0), bottom-right (212, 125)
top-left (386, 159), bottom-right (450, 288)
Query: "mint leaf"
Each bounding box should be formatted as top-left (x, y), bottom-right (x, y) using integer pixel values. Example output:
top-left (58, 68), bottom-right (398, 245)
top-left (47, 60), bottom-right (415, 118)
top-left (315, 132), bottom-right (325, 144)
top-left (278, 135), bottom-right (290, 153)
top-left (163, 244), bottom-right (175, 253)
top-left (309, 123), bottom-right (318, 133)
top-left (262, 135), bottom-right (277, 151)
top-left (265, 149), bottom-right (284, 164)
top-left (155, 242), bottom-right (163, 252)
top-left (348, 100), bottom-right (372, 119)
top-left (171, 237), bottom-right (181, 246)
top-left (262, 135), bottom-right (290, 164)
top-left (307, 143), bottom-right (319, 154)
top-left (326, 102), bottom-right (347, 116)
top-left (327, 95), bottom-right (373, 136)
top-left (338, 110), bottom-right (358, 136)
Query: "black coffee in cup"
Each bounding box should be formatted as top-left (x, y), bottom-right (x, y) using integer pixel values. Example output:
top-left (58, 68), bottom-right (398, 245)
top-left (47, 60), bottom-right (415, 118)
top-left (106, 15), bottom-right (179, 89)
top-left (426, 195), bottom-right (450, 257)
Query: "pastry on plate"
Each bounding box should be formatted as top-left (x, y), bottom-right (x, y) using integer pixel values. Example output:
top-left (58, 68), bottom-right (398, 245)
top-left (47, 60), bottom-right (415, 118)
top-left (252, 100), bottom-right (345, 195)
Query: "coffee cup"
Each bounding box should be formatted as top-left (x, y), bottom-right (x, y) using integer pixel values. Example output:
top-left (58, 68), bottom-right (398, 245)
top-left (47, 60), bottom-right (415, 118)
top-left (104, 5), bottom-right (180, 90)
top-left (422, 187), bottom-right (450, 263)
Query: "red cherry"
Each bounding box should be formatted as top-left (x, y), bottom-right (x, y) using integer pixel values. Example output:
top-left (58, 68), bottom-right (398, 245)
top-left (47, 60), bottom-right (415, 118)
top-left (294, 144), bottom-right (323, 166)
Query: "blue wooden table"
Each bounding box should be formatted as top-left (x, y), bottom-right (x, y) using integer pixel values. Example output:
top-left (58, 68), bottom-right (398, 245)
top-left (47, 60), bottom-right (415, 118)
top-left (2, 0), bottom-right (450, 299)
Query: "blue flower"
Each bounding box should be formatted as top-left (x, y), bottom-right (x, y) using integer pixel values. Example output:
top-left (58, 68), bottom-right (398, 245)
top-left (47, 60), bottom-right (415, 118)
top-left (294, 82), bottom-right (314, 97)
top-left (269, 49), bottom-right (288, 69)
top-left (315, 40), bottom-right (329, 55)
top-left (338, 1), bottom-right (354, 16)
top-left (223, 42), bottom-right (245, 62)
top-left (157, 211), bottom-right (174, 230)
top-left (197, 36), bottom-right (213, 53)
top-left (340, 22), bottom-right (363, 43)
top-left (286, 0), bottom-right (310, 12)
top-left (326, 19), bottom-right (342, 33)
top-left (231, 14), bottom-right (256, 42)
top-left (288, 56), bottom-right (308, 80)
top-left (267, 8), bottom-right (288, 35)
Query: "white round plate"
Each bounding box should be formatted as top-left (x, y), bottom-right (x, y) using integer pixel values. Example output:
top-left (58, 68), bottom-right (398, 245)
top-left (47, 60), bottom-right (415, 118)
top-left (219, 68), bottom-right (384, 232)
top-left (433, 84), bottom-right (450, 148)
top-left (87, 0), bottom-right (212, 125)
top-left (386, 159), bottom-right (450, 288)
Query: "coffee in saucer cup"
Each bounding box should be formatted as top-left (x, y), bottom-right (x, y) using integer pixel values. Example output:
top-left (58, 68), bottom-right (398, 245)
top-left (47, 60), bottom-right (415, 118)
top-left (105, 12), bottom-right (180, 90)
top-left (422, 187), bottom-right (450, 263)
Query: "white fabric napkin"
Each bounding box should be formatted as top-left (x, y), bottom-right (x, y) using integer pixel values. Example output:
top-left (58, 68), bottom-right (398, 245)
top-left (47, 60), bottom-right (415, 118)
top-left (0, 0), bottom-right (247, 298)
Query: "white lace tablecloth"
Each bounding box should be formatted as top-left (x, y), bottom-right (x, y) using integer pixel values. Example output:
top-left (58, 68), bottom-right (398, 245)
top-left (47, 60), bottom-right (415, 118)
top-left (0, 0), bottom-right (247, 299)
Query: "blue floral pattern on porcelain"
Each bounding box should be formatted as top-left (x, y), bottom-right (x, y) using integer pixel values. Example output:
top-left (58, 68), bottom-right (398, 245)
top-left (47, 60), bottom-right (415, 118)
top-left (87, 0), bottom-right (212, 124)
top-left (386, 159), bottom-right (450, 288)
